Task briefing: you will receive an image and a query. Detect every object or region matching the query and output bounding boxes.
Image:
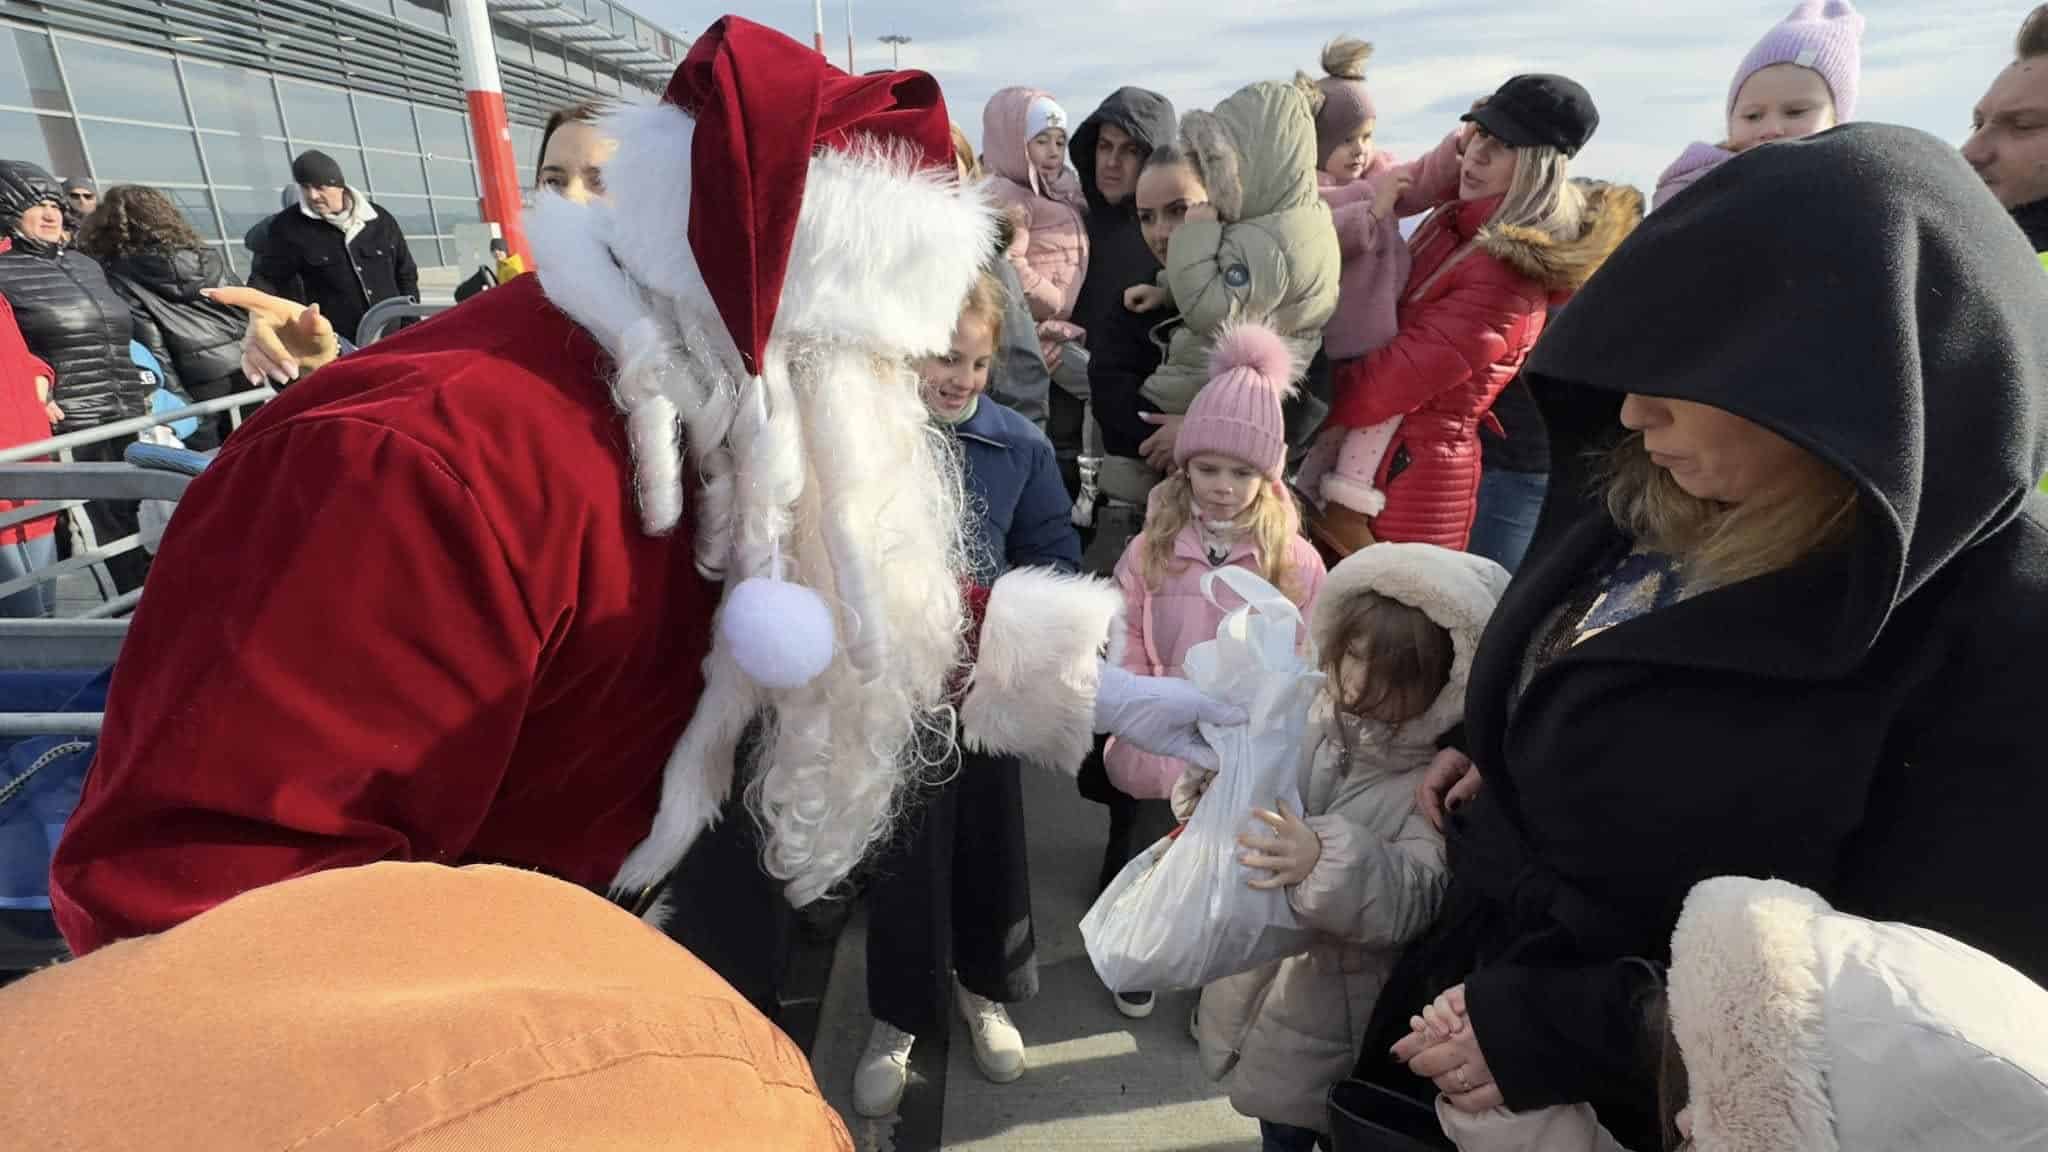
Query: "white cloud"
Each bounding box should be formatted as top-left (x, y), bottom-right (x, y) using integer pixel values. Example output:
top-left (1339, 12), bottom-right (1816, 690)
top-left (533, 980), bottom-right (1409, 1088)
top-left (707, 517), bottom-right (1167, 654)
top-left (634, 0), bottom-right (2023, 196)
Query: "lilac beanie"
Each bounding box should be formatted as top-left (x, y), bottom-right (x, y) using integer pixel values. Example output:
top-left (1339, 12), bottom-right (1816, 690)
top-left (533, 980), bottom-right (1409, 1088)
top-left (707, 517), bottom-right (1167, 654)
top-left (1176, 323), bottom-right (1297, 481)
top-left (1729, 0), bottom-right (1864, 120)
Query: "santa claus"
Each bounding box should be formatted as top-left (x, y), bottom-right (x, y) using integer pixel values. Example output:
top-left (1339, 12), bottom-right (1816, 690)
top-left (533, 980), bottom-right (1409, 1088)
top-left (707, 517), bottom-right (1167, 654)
top-left (48, 17), bottom-right (1233, 955)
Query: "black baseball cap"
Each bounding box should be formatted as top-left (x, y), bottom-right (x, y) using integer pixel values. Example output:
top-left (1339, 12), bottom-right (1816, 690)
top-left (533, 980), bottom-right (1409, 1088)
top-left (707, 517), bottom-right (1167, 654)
top-left (1462, 74), bottom-right (1599, 157)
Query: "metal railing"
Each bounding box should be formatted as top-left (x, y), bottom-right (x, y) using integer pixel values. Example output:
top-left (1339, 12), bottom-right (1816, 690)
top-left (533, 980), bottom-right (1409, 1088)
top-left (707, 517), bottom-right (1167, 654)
top-left (0, 386), bottom-right (273, 616)
top-left (357, 298), bottom-right (453, 347)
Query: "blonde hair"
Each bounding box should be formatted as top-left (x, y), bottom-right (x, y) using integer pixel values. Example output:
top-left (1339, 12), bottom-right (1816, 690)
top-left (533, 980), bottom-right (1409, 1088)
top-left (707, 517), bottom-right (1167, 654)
top-left (1321, 35), bottom-right (1373, 81)
top-left (950, 123), bottom-right (980, 182)
top-left (1140, 472), bottom-right (1303, 598)
top-left (1601, 433), bottom-right (1858, 591)
top-left (950, 270), bottom-right (1006, 353)
top-left (1491, 144), bottom-right (1587, 244)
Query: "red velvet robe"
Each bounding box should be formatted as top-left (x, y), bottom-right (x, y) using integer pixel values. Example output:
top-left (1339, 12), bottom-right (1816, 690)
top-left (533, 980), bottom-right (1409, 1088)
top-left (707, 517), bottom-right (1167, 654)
top-left (51, 278), bottom-right (716, 954)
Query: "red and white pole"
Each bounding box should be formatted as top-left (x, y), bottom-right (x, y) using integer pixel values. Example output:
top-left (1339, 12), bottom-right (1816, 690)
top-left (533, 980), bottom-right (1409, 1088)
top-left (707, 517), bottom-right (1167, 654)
top-left (813, 0), bottom-right (826, 54)
top-left (449, 0), bottom-right (530, 267)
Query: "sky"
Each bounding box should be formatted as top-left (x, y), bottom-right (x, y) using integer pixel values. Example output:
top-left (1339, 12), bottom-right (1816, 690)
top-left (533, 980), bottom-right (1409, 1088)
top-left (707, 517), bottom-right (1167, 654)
top-left (629, 0), bottom-right (2027, 197)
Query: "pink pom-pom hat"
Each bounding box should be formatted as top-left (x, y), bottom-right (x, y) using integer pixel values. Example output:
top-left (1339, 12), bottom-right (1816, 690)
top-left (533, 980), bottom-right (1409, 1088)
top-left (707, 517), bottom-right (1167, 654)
top-left (1175, 321), bottom-right (1298, 481)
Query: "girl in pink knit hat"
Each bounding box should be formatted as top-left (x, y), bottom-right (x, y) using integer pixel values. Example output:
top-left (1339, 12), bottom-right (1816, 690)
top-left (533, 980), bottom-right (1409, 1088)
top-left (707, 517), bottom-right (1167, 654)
top-left (1104, 323), bottom-right (1327, 809)
top-left (1098, 320), bottom-right (1329, 1020)
top-left (1654, 0), bottom-right (1865, 209)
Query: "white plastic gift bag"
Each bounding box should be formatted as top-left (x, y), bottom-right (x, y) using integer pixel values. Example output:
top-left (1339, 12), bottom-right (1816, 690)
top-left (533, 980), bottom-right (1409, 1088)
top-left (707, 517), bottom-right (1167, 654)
top-left (1080, 566), bottom-right (1327, 992)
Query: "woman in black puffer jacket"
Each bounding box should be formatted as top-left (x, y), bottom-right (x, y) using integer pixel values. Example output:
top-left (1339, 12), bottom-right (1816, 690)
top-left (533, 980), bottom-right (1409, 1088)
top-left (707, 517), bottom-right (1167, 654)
top-left (79, 185), bottom-right (251, 451)
top-left (0, 160), bottom-right (152, 592)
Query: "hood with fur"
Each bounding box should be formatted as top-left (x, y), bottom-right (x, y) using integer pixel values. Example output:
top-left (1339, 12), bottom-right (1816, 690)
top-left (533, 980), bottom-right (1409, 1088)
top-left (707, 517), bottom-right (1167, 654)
top-left (1475, 180), bottom-right (1645, 296)
top-left (1180, 79), bottom-right (1324, 223)
top-left (1670, 877), bottom-right (2048, 1152)
top-left (1310, 543), bottom-right (1509, 742)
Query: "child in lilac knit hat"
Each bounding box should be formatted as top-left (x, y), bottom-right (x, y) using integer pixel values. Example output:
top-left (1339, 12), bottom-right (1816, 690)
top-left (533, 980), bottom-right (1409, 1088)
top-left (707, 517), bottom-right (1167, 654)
top-left (1655, 0), bottom-right (1864, 209)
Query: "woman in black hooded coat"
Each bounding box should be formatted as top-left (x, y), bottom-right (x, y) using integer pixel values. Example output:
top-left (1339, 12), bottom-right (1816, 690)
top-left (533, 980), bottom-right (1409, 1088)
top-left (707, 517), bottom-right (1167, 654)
top-left (1341, 124), bottom-right (2048, 1151)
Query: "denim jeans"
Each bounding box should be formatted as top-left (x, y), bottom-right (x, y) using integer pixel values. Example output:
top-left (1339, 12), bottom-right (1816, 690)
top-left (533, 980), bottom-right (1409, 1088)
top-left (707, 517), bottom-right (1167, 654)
top-left (1260, 1119), bottom-right (1325, 1152)
top-left (1468, 467), bottom-right (1550, 574)
top-left (0, 534), bottom-right (58, 618)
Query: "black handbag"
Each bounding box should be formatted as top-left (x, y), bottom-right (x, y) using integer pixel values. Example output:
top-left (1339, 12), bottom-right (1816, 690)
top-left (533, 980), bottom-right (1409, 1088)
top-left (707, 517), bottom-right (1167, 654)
top-left (1327, 1079), bottom-right (1454, 1152)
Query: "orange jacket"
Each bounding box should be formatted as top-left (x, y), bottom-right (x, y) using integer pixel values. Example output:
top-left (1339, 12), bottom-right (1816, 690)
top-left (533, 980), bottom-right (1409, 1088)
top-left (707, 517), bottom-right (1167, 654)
top-left (0, 862), bottom-right (853, 1151)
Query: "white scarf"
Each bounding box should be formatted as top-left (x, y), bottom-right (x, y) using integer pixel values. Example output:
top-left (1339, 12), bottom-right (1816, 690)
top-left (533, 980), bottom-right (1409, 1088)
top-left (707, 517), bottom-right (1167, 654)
top-left (300, 188), bottom-right (375, 246)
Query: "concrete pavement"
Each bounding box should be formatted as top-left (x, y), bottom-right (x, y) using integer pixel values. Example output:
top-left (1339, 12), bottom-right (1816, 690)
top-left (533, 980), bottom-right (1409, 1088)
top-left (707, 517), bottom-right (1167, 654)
top-left (807, 762), bottom-right (1260, 1152)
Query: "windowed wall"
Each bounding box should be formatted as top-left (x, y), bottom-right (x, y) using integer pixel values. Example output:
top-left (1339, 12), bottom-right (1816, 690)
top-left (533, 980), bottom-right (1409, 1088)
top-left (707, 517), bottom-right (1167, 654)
top-left (0, 2), bottom-right (670, 274)
top-left (0, 20), bottom-right (480, 272)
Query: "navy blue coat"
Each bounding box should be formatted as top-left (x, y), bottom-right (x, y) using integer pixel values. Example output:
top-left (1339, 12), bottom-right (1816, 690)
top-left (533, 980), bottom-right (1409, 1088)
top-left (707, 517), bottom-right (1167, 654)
top-left (951, 397), bottom-right (1081, 583)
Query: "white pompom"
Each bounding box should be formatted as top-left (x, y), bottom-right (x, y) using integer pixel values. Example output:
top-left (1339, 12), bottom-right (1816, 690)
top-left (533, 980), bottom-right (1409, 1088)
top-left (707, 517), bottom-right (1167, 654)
top-left (720, 577), bottom-right (836, 688)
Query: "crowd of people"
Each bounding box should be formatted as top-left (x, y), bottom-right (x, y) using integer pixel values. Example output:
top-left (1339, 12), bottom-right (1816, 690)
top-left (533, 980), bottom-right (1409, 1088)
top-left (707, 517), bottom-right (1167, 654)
top-left (2, 4), bottom-right (2046, 1151)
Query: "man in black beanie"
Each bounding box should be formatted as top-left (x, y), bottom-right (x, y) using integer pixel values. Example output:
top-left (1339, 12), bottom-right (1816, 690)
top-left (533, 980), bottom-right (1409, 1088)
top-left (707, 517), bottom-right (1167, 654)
top-left (250, 149), bottom-right (418, 346)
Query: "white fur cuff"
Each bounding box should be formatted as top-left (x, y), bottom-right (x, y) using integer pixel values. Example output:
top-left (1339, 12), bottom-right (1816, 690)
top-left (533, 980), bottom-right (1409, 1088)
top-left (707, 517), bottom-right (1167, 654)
top-left (1320, 473), bottom-right (1388, 517)
top-left (960, 568), bottom-right (1123, 774)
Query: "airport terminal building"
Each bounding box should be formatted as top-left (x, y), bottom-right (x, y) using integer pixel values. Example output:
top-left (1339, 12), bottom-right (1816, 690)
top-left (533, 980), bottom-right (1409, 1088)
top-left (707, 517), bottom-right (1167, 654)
top-left (0, 0), bottom-right (676, 271)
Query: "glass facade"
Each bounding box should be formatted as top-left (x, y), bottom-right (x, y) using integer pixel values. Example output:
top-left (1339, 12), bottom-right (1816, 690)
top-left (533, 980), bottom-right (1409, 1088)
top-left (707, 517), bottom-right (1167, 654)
top-left (0, 1), bottom-right (672, 273)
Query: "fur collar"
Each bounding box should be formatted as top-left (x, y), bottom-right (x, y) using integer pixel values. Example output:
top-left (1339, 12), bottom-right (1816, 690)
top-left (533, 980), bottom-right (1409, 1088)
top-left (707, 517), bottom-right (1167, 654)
top-left (1476, 181), bottom-right (1645, 293)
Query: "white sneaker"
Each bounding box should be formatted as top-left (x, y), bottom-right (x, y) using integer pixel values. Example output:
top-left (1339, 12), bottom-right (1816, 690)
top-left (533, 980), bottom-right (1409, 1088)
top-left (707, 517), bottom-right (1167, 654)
top-left (853, 1021), bottom-right (915, 1118)
top-left (1114, 989), bottom-right (1156, 1019)
top-left (954, 982), bottom-right (1026, 1083)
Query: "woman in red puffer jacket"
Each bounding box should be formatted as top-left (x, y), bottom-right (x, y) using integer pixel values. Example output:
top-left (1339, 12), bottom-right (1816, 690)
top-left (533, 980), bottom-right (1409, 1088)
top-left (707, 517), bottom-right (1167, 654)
top-left (1320, 76), bottom-right (1641, 554)
top-left (0, 292), bottom-right (60, 618)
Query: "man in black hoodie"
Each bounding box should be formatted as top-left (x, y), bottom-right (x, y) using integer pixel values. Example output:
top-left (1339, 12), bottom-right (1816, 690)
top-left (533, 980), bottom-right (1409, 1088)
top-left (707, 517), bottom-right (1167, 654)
top-left (1064, 88), bottom-right (1176, 510)
top-left (1964, 4), bottom-right (2048, 256)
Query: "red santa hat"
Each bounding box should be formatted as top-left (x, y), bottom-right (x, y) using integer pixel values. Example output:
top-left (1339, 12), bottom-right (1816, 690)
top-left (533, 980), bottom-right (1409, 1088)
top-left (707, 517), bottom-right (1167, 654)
top-left (529, 17), bottom-right (1000, 904)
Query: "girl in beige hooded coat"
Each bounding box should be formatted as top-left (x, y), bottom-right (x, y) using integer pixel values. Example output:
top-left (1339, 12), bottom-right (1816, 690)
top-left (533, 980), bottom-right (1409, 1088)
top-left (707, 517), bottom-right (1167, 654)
top-left (1173, 542), bottom-right (1508, 1146)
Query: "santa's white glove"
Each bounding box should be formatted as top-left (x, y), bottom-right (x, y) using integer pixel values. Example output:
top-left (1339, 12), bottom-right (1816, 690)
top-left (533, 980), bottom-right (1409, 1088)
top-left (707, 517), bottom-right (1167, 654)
top-left (1094, 662), bottom-right (1244, 772)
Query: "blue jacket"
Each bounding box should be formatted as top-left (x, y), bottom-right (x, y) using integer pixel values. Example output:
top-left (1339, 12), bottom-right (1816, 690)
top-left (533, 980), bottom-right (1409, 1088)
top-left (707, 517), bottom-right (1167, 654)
top-left (951, 397), bottom-right (1081, 583)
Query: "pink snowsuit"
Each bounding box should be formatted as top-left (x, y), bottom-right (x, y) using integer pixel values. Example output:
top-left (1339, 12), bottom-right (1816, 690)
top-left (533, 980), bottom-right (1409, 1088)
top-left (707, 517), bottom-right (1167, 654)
top-left (982, 87), bottom-right (1090, 350)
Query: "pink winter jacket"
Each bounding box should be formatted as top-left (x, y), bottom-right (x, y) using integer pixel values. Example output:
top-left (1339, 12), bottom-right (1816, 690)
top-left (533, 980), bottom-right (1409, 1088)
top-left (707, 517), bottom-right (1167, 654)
top-left (982, 87), bottom-right (1090, 329)
top-left (1104, 515), bottom-right (1326, 800)
top-left (1653, 141), bottom-right (1736, 210)
top-left (1318, 131), bottom-right (1467, 361)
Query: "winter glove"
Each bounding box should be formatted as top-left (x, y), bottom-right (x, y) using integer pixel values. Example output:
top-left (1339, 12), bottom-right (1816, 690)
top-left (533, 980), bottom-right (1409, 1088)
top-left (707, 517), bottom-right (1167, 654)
top-left (1093, 662), bottom-right (1244, 772)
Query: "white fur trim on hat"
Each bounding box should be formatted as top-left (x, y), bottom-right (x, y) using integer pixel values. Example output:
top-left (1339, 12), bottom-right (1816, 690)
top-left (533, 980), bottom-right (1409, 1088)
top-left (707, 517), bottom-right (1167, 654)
top-left (1310, 544), bottom-right (1509, 742)
top-left (961, 567), bottom-right (1123, 774)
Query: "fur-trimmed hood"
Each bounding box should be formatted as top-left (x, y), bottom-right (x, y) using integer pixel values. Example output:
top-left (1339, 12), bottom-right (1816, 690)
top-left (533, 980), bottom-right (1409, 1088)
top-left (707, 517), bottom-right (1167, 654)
top-left (1179, 79), bottom-right (1324, 223)
top-left (1310, 543), bottom-right (1508, 743)
top-left (1669, 877), bottom-right (2048, 1152)
top-left (1475, 180), bottom-right (1645, 295)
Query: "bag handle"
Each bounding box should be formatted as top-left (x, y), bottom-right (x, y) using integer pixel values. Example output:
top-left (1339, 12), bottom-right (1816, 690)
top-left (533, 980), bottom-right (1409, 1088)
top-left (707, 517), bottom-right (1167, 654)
top-left (1200, 566), bottom-right (1301, 627)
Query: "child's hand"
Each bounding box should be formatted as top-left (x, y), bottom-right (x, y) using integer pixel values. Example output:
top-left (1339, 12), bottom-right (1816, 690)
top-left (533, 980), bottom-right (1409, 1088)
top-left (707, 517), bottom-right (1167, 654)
top-left (1373, 171), bottom-right (1414, 221)
top-left (1002, 203), bottom-right (1030, 233)
top-left (1239, 802), bottom-right (1322, 890)
top-left (1123, 283), bottom-right (1167, 313)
